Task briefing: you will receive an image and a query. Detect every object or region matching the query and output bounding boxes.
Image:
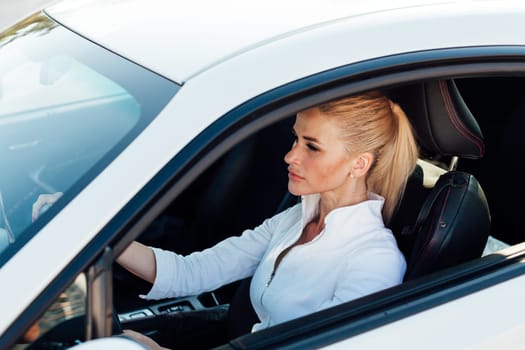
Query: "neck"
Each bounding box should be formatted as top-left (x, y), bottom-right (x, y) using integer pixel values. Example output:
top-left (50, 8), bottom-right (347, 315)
top-left (316, 181), bottom-right (368, 225)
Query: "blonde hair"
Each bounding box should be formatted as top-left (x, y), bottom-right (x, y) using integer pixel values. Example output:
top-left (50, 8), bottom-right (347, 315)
top-left (317, 91), bottom-right (419, 224)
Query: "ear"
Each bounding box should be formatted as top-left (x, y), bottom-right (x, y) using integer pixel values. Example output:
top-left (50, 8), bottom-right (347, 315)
top-left (351, 152), bottom-right (374, 178)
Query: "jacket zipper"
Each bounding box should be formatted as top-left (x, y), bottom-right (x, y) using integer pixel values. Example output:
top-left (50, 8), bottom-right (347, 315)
top-left (260, 248), bottom-right (290, 307)
top-left (260, 270), bottom-right (276, 311)
top-left (261, 232), bottom-right (324, 301)
top-left (266, 270), bottom-right (276, 287)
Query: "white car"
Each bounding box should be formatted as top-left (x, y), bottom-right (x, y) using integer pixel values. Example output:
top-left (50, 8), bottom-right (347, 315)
top-left (1, 0), bottom-right (525, 349)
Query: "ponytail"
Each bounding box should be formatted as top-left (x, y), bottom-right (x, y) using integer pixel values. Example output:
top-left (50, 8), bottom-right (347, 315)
top-left (318, 92), bottom-right (419, 224)
top-left (367, 100), bottom-right (418, 223)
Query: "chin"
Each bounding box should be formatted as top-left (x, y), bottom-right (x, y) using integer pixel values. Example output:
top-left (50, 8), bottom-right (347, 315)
top-left (288, 184), bottom-right (313, 197)
top-left (288, 184), bottom-right (301, 196)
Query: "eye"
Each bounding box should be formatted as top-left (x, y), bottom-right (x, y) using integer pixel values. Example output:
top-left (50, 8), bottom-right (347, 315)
top-left (307, 143), bottom-right (319, 152)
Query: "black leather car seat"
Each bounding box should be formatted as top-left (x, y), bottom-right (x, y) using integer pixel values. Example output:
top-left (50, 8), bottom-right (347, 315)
top-left (390, 79), bottom-right (491, 281)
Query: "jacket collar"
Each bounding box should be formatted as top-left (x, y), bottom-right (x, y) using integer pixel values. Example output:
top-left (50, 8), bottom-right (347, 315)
top-left (300, 192), bottom-right (386, 236)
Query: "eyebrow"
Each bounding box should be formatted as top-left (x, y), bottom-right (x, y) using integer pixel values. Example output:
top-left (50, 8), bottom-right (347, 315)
top-left (303, 135), bottom-right (320, 143)
top-left (292, 127), bottom-right (322, 144)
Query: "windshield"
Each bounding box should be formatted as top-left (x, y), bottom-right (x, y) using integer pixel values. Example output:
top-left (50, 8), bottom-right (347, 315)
top-left (0, 12), bottom-right (179, 265)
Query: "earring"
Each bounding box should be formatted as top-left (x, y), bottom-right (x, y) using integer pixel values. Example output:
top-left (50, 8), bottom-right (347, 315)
top-left (350, 173), bottom-right (355, 179)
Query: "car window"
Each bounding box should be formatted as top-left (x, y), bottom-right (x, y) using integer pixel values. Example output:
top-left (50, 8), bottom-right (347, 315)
top-left (0, 12), bottom-right (179, 266)
top-left (10, 274), bottom-right (86, 350)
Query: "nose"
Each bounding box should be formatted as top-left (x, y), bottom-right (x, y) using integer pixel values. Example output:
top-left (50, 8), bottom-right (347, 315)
top-left (284, 141), bottom-right (299, 165)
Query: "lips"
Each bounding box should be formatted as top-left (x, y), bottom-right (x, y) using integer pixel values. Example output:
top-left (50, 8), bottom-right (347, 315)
top-left (288, 169), bottom-right (304, 181)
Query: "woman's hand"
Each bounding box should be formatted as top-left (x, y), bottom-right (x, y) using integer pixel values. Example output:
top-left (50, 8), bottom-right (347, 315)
top-left (123, 329), bottom-right (171, 350)
top-left (32, 192), bottom-right (63, 221)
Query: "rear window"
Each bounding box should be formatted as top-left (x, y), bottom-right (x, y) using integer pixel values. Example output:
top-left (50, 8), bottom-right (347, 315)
top-left (0, 12), bottom-right (179, 265)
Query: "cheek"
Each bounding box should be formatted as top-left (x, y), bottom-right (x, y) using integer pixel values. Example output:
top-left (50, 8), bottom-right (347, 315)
top-left (321, 165), bottom-right (348, 185)
top-left (288, 156), bottom-right (350, 195)
top-left (310, 156), bottom-right (350, 183)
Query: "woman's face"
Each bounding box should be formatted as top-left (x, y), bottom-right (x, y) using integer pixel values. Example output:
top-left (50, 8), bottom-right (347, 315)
top-left (284, 107), bottom-right (355, 197)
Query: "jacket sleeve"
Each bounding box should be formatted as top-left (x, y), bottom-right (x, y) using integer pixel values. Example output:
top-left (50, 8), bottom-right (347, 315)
top-left (142, 208), bottom-right (292, 300)
top-left (318, 245), bottom-right (406, 310)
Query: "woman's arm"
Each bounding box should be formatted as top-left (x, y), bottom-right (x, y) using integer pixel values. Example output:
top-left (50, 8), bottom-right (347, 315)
top-left (320, 247), bottom-right (406, 310)
top-left (116, 241), bottom-right (157, 283)
top-left (116, 205), bottom-right (298, 300)
top-left (142, 206), bottom-right (297, 300)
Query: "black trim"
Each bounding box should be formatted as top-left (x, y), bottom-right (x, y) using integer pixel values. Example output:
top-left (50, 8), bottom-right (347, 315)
top-left (5, 46), bottom-right (525, 349)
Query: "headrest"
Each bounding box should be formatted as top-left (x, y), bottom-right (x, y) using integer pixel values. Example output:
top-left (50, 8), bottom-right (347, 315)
top-left (390, 80), bottom-right (485, 159)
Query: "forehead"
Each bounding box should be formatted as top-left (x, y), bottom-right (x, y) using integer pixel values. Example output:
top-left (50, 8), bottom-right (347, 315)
top-left (294, 108), bottom-right (348, 146)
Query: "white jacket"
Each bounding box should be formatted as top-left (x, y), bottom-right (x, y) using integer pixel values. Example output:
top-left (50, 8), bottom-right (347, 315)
top-left (144, 192), bottom-right (406, 332)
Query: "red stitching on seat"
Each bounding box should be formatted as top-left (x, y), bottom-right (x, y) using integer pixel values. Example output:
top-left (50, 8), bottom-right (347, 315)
top-left (439, 81), bottom-right (485, 157)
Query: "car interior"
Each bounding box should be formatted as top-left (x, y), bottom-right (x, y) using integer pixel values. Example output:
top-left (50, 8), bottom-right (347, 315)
top-left (18, 75), bottom-right (525, 349)
top-left (109, 77), bottom-right (505, 348)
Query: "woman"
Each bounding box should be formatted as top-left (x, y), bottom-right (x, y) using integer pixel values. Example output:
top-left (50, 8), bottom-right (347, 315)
top-left (34, 90), bottom-right (419, 348)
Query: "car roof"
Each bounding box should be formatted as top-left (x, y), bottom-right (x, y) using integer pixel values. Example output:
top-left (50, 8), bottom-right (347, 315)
top-left (46, 0), bottom-right (475, 84)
